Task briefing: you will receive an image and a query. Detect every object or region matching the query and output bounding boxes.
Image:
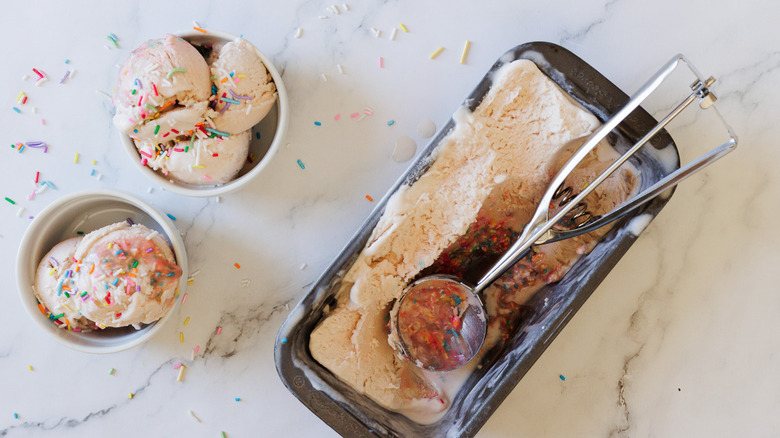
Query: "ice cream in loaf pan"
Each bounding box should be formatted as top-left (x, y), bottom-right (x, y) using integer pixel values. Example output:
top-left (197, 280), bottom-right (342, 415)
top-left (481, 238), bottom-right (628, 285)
top-left (309, 58), bottom-right (640, 422)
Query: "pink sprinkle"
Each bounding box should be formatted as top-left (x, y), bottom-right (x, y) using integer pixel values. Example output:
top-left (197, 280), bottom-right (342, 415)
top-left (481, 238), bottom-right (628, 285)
top-left (379, 57), bottom-right (383, 68)
top-left (138, 94), bottom-right (144, 106)
top-left (182, 293), bottom-right (188, 305)
top-left (334, 114), bottom-right (341, 121)
top-left (364, 109), bottom-right (373, 116)
top-left (141, 157), bottom-right (148, 166)
top-left (139, 150), bottom-right (152, 158)
top-left (203, 175), bottom-right (212, 181)
top-left (145, 247), bottom-right (153, 253)
top-left (152, 83), bottom-right (158, 96)
top-left (350, 113), bottom-right (359, 118)
top-left (173, 148), bottom-right (184, 152)
top-left (41, 119), bottom-right (46, 125)
top-left (173, 363), bottom-right (183, 370)
top-left (217, 326), bottom-right (222, 335)
top-left (194, 345), bottom-right (200, 354)
top-left (28, 190), bottom-right (36, 201)
top-left (128, 118), bottom-right (135, 124)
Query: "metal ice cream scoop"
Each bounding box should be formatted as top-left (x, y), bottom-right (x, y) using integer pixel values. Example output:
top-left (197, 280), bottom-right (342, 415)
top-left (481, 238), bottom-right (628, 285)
top-left (391, 53), bottom-right (738, 372)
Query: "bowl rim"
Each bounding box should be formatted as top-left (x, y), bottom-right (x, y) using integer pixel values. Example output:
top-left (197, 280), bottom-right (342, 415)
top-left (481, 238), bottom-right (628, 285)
top-left (15, 189), bottom-right (189, 353)
top-left (118, 29), bottom-right (289, 198)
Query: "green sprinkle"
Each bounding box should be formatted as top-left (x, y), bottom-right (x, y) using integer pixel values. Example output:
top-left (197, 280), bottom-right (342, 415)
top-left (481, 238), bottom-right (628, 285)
top-left (219, 97), bottom-right (241, 105)
top-left (145, 104), bottom-right (158, 113)
top-left (109, 368), bottom-right (115, 375)
top-left (76, 231), bottom-right (84, 235)
top-left (296, 159), bottom-right (305, 169)
top-left (107, 34), bottom-right (119, 48)
top-left (52, 313), bottom-right (64, 319)
top-left (5, 197), bottom-right (15, 205)
top-left (204, 127), bottom-right (230, 137)
top-left (221, 432), bottom-right (227, 438)
top-left (154, 125), bottom-right (160, 135)
top-left (80, 292), bottom-right (87, 297)
top-left (131, 89), bottom-right (137, 95)
top-left (210, 75), bottom-right (218, 81)
top-left (166, 68), bottom-right (187, 79)
top-left (387, 120), bottom-right (395, 126)
top-left (132, 260), bottom-right (139, 268)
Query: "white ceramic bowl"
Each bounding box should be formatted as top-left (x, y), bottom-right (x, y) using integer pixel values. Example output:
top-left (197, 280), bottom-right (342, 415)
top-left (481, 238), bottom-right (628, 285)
top-left (118, 29), bottom-right (289, 197)
top-left (16, 190), bottom-right (188, 353)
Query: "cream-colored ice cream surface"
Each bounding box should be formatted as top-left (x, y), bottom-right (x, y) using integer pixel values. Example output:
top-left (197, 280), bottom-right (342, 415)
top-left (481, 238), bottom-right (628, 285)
top-left (165, 130), bottom-right (251, 184)
top-left (72, 223), bottom-right (182, 328)
top-left (209, 38), bottom-right (278, 134)
top-left (113, 34), bottom-right (211, 135)
top-left (309, 59), bottom-right (640, 422)
top-left (34, 237), bottom-right (94, 331)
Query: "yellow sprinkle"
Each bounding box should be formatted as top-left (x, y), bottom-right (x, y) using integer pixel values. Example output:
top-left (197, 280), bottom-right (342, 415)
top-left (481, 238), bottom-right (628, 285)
top-left (179, 332), bottom-right (184, 343)
top-left (129, 392), bottom-right (134, 399)
top-left (183, 317), bottom-right (190, 326)
top-left (28, 365), bottom-right (33, 371)
top-left (48, 267), bottom-right (57, 276)
top-left (177, 365), bottom-right (186, 382)
top-left (17, 91), bottom-right (25, 101)
top-left (238, 74), bottom-right (246, 78)
top-left (429, 46), bottom-right (444, 60)
top-left (73, 153), bottom-right (79, 164)
top-left (193, 165), bottom-right (205, 169)
top-left (62, 303), bottom-right (74, 313)
top-left (187, 280), bottom-right (194, 285)
top-left (460, 40), bottom-right (471, 64)
top-left (108, 243), bottom-right (113, 248)
top-left (91, 160), bottom-right (97, 165)
top-left (399, 23), bottom-right (408, 32)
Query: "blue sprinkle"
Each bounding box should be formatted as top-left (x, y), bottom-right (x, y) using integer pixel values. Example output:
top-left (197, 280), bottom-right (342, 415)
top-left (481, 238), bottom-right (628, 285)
top-left (296, 159), bottom-right (305, 170)
top-left (234, 397), bottom-right (241, 402)
top-left (13, 413), bottom-right (18, 419)
top-left (12, 107), bottom-right (21, 114)
top-left (281, 338), bottom-right (288, 343)
top-left (166, 213), bottom-right (177, 221)
top-left (65, 59), bottom-right (70, 64)
top-left (112, 278), bottom-right (119, 286)
top-left (314, 121), bottom-right (322, 126)
top-left (229, 72), bottom-right (235, 77)
top-left (204, 127), bottom-right (230, 137)
top-left (133, 129), bottom-right (138, 133)
top-left (387, 120), bottom-right (395, 126)
top-left (255, 132), bottom-right (261, 140)
top-left (559, 374), bottom-right (566, 381)
top-left (90, 169), bottom-right (96, 176)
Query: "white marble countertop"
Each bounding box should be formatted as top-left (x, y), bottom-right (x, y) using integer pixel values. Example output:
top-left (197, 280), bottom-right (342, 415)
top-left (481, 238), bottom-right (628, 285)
top-left (1, 0), bottom-right (778, 436)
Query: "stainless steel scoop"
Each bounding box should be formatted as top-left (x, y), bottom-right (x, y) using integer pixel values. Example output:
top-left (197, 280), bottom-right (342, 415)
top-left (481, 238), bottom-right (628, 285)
top-left (391, 54), bottom-right (738, 372)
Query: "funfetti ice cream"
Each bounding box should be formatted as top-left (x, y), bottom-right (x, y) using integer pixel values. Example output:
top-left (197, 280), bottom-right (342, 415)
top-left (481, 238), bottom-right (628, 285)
top-left (33, 222), bottom-right (182, 330)
top-left (114, 34), bottom-right (278, 187)
top-left (208, 38), bottom-right (278, 134)
top-left (113, 34), bottom-right (211, 137)
top-left (164, 130), bottom-right (251, 184)
top-left (34, 237), bottom-right (94, 331)
top-left (309, 59), bottom-right (640, 423)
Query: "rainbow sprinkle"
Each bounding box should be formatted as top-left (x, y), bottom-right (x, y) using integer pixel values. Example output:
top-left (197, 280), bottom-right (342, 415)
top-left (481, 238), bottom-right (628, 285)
top-left (166, 68), bottom-right (187, 79)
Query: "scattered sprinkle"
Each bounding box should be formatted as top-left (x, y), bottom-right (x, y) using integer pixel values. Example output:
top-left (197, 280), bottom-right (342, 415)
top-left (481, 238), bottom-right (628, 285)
top-left (173, 363), bottom-right (183, 370)
top-left (297, 159), bottom-right (305, 169)
top-left (166, 213), bottom-right (177, 221)
top-left (334, 114), bottom-right (341, 121)
top-left (193, 26), bottom-right (207, 34)
top-left (166, 68), bottom-right (187, 79)
top-left (189, 410), bottom-right (202, 422)
top-left (559, 374), bottom-right (566, 381)
top-left (109, 368), bottom-right (115, 375)
top-left (12, 107), bottom-right (21, 114)
top-left (294, 28), bottom-right (303, 39)
top-left (13, 413), bottom-right (19, 419)
top-left (337, 64), bottom-right (345, 74)
top-left (107, 33), bottom-right (119, 48)
top-left (399, 23), bottom-right (409, 32)
top-left (177, 365), bottom-right (186, 382)
top-left (390, 28), bottom-right (398, 41)
top-left (217, 326), bottom-right (223, 335)
top-left (221, 432), bottom-right (227, 438)
top-left (73, 153), bottom-right (79, 164)
top-left (281, 338), bottom-right (288, 343)
top-left (429, 46), bottom-right (445, 60)
top-left (179, 332), bottom-right (184, 343)
top-left (300, 263), bottom-right (308, 270)
top-left (182, 293), bottom-right (188, 305)
top-left (321, 73), bottom-right (328, 82)
top-left (129, 392), bottom-right (134, 399)
top-left (234, 263), bottom-right (241, 269)
top-left (460, 40), bottom-right (471, 64)
top-left (27, 365), bottom-right (33, 371)
top-left (5, 197), bottom-right (16, 205)
top-left (379, 56), bottom-right (384, 68)
top-left (235, 397), bottom-right (241, 402)
top-left (366, 195), bottom-right (374, 201)
top-left (314, 121), bottom-right (322, 126)
top-left (387, 120), bottom-right (395, 126)
top-left (343, 3), bottom-right (350, 11)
